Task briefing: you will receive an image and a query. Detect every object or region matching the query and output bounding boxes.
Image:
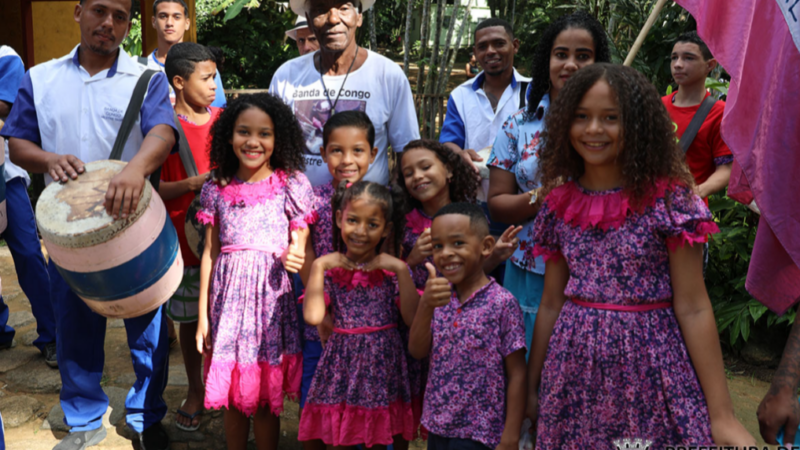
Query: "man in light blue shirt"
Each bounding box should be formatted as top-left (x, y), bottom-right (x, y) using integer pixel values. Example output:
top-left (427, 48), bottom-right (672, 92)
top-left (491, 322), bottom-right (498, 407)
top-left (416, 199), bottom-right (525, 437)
top-left (0, 45), bottom-right (58, 367)
top-left (1, 0), bottom-right (177, 447)
top-left (439, 18), bottom-right (530, 164)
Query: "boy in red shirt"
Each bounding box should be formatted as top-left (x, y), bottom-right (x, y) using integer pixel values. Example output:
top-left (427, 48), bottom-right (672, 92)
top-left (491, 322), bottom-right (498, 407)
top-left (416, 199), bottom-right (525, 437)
top-left (662, 31), bottom-right (733, 203)
top-left (161, 42), bottom-right (221, 431)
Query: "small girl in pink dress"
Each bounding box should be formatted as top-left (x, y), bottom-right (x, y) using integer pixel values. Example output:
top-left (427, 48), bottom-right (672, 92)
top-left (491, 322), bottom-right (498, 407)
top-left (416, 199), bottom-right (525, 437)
top-left (195, 94), bottom-right (315, 450)
top-left (299, 181), bottom-right (420, 448)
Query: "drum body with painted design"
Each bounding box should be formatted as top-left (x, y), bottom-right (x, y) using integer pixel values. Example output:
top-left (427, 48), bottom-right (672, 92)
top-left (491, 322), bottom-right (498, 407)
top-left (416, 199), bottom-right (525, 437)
top-left (36, 160), bottom-right (183, 318)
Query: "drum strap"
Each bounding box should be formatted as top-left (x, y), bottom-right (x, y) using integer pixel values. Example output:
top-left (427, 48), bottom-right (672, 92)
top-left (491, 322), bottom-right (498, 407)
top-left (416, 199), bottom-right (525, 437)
top-left (110, 69), bottom-right (162, 191)
top-left (174, 113), bottom-right (199, 178)
top-left (679, 96), bottom-right (716, 154)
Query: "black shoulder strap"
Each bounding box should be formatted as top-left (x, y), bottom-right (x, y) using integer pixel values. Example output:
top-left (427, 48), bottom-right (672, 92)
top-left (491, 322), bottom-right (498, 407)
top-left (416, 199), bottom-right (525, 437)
top-left (519, 81), bottom-right (529, 108)
top-left (174, 112), bottom-right (199, 178)
top-left (110, 69), bottom-right (162, 191)
top-left (680, 96), bottom-right (717, 154)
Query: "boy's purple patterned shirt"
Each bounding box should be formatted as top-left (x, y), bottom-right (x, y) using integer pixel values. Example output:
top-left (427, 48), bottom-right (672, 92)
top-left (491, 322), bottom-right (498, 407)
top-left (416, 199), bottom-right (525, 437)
top-left (422, 278), bottom-right (526, 448)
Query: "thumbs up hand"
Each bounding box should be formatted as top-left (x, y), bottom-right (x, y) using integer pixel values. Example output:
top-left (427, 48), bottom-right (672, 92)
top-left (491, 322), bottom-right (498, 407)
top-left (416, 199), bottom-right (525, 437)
top-left (282, 230), bottom-right (305, 273)
top-left (421, 262), bottom-right (451, 310)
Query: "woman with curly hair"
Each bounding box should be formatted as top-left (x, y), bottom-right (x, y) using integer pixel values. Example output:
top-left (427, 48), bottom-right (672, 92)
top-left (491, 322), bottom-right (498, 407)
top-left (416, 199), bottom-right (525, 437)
top-left (526, 63), bottom-right (755, 447)
top-left (487, 10), bottom-right (610, 359)
top-left (396, 139), bottom-right (521, 438)
top-left (195, 93), bottom-right (315, 450)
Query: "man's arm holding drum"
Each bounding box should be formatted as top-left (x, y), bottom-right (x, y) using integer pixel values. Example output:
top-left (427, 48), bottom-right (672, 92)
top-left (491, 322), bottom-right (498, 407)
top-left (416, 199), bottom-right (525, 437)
top-left (105, 73), bottom-right (177, 218)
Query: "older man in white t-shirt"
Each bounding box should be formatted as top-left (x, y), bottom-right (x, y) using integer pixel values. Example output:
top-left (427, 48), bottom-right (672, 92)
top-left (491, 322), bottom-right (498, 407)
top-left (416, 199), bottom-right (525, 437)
top-left (269, 0), bottom-right (419, 186)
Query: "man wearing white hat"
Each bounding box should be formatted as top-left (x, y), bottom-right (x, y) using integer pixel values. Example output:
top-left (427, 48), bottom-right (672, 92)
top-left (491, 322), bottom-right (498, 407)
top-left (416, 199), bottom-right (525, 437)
top-left (286, 16), bottom-right (320, 56)
top-left (269, 0), bottom-right (419, 187)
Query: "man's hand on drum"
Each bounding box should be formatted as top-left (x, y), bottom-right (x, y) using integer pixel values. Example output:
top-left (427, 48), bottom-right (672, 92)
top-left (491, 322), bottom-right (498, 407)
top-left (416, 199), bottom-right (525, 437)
top-left (105, 165), bottom-right (146, 220)
top-left (48, 154), bottom-right (85, 183)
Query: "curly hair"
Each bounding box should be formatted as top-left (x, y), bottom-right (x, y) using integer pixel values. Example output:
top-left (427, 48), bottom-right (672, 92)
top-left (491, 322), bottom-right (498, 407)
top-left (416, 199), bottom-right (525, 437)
top-left (537, 63), bottom-right (694, 208)
top-left (331, 180), bottom-right (408, 256)
top-left (527, 10), bottom-right (611, 116)
top-left (208, 93), bottom-right (306, 180)
top-left (397, 139), bottom-right (480, 212)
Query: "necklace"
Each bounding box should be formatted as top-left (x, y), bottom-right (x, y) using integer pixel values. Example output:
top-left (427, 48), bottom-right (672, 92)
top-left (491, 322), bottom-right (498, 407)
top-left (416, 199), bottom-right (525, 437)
top-left (318, 46), bottom-right (360, 115)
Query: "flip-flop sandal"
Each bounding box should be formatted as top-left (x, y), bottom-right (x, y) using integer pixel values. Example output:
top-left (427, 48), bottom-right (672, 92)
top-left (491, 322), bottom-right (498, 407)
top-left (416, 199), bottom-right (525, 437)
top-left (175, 399), bottom-right (203, 432)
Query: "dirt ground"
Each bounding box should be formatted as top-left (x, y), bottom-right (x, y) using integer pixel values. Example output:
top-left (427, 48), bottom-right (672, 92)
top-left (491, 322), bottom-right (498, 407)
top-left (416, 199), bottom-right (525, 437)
top-left (0, 242), bottom-right (778, 449)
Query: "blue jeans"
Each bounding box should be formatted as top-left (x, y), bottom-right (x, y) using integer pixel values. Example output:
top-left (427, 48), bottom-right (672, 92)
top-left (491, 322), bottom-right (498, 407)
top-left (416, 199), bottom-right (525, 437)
top-left (0, 178), bottom-right (56, 351)
top-left (0, 296), bottom-right (14, 345)
top-left (503, 262), bottom-right (544, 361)
top-left (48, 260), bottom-right (169, 433)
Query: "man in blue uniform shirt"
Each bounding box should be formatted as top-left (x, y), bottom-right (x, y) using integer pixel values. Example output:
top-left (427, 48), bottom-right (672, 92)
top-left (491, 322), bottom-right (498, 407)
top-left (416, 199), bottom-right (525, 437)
top-left (1, 0), bottom-right (178, 447)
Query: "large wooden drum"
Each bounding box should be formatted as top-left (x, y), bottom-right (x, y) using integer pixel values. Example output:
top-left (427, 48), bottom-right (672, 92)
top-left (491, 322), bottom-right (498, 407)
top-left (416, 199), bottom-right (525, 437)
top-left (36, 160), bottom-right (183, 318)
top-left (0, 145), bottom-right (7, 235)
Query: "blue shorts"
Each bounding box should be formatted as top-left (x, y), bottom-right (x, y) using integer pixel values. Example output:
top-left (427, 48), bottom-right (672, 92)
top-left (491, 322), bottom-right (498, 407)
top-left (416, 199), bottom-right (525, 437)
top-left (300, 339), bottom-right (323, 408)
top-left (503, 262), bottom-right (544, 361)
top-left (427, 433), bottom-right (491, 450)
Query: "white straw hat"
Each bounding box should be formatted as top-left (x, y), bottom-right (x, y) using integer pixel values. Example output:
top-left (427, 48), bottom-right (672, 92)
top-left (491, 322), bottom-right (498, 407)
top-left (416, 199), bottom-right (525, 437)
top-left (285, 16), bottom-right (310, 41)
top-left (289, 0), bottom-right (374, 17)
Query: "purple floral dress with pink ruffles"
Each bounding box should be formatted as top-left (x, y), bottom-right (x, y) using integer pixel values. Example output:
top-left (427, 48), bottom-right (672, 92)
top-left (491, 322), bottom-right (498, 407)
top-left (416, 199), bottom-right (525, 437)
top-left (399, 208), bottom-right (436, 437)
top-left (531, 180), bottom-right (719, 448)
top-left (298, 267), bottom-right (414, 447)
top-left (196, 170), bottom-right (316, 417)
top-left (305, 181), bottom-right (336, 343)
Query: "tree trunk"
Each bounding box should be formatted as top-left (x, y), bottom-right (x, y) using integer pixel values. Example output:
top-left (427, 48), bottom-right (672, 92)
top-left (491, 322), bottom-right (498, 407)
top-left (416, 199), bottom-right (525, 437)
top-left (509, 0), bottom-right (516, 28)
top-left (403, 0), bottom-right (414, 77)
top-left (430, 0), bottom-right (461, 132)
top-left (423, 0), bottom-right (445, 137)
top-left (368, 9), bottom-right (377, 51)
top-left (438, 0), bottom-right (472, 94)
top-left (415, 0), bottom-right (432, 131)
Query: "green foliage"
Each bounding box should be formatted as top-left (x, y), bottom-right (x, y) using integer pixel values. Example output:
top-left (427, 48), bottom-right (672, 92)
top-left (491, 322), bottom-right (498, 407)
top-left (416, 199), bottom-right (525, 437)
top-left (706, 193), bottom-right (795, 349)
top-left (122, 12), bottom-right (143, 58)
top-left (197, 2), bottom-right (296, 89)
top-left (513, 0), bottom-right (694, 92)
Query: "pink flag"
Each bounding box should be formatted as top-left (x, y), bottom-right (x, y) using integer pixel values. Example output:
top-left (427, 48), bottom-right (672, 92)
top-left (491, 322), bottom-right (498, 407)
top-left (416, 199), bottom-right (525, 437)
top-left (674, 0), bottom-right (800, 314)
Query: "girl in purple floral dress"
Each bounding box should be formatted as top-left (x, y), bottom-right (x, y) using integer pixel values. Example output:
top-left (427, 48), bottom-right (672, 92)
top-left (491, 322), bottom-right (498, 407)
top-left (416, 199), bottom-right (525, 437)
top-left (196, 94), bottom-right (315, 450)
top-left (397, 139), bottom-right (521, 436)
top-left (298, 181), bottom-right (419, 448)
top-left (300, 111), bottom-right (377, 450)
top-left (527, 64), bottom-right (754, 448)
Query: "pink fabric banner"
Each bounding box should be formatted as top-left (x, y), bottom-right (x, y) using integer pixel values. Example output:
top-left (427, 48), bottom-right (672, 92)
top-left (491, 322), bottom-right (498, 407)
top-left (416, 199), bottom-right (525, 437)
top-left (674, 0), bottom-right (800, 314)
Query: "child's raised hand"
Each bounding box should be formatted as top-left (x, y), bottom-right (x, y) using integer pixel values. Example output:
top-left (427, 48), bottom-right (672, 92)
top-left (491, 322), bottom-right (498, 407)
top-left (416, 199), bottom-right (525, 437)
top-left (282, 231), bottom-right (305, 273)
top-left (421, 263), bottom-right (451, 310)
top-left (407, 228), bottom-right (432, 267)
top-left (313, 252), bottom-right (357, 272)
top-left (364, 253), bottom-right (408, 275)
top-left (493, 225), bottom-right (523, 262)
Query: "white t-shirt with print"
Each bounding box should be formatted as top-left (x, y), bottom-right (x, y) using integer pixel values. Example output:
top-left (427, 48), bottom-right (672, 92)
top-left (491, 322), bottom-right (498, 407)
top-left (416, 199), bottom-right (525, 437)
top-left (269, 50), bottom-right (419, 186)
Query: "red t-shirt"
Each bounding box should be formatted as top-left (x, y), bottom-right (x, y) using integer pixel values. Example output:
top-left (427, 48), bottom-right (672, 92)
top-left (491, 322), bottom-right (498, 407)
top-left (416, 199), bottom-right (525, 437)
top-left (662, 93), bottom-right (733, 188)
top-left (161, 107), bottom-right (221, 266)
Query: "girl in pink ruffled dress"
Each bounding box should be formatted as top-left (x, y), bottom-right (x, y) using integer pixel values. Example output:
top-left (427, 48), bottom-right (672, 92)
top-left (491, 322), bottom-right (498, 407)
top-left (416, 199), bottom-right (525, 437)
top-left (526, 64), bottom-right (754, 448)
top-left (396, 139), bottom-right (520, 435)
top-left (299, 181), bottom-right (420, 448)
top-left (195, 94), bottom-right (315, 450)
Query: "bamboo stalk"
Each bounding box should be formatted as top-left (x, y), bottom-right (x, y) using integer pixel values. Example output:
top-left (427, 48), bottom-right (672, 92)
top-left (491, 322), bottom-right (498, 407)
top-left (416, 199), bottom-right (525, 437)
top-left (623, 0), bottom-right (669, 67)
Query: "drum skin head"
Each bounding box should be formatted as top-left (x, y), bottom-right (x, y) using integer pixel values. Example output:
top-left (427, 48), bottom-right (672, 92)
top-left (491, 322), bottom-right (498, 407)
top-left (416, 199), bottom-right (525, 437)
top-left (36, 160), bottom-right (152, 248)
top-left (184, 196), bottom-right (206, 259)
